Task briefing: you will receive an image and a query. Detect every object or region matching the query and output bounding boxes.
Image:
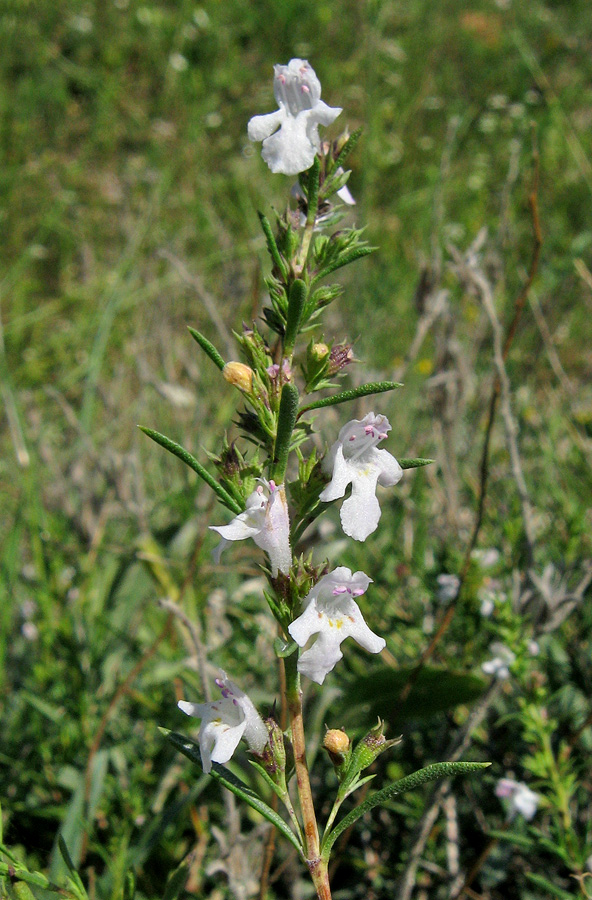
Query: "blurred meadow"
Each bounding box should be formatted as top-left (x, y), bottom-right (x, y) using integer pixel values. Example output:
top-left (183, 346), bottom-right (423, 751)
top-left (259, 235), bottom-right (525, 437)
top-left (1, 0), bottom-right (592, 898)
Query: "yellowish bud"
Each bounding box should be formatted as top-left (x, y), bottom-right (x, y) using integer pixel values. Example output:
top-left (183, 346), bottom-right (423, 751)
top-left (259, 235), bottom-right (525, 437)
top-left (323, 728), bottom-right (350, 758)
top-left (223, 361), bottom-right (253, 393)
top-left (311, 342), bottom-right (330, 361)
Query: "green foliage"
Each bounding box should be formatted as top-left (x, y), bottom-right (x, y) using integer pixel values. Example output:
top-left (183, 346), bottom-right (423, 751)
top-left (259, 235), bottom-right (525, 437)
top-left (1, 0), bottom-right (592, 897)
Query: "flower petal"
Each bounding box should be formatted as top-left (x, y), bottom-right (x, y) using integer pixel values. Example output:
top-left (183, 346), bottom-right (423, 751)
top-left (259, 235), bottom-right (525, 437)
top-left (297, 632), bottom-right (344, 685)
top-left (375, 448), bottom-right (403, 487)
top-left (261, 115), bottom-right (317, 175)
top-left (319, 446), bottom-right (353, 502)
top-left (248, 109), bottom-right (285, 142)
top-left (339, 466), bottom-right (382, 541)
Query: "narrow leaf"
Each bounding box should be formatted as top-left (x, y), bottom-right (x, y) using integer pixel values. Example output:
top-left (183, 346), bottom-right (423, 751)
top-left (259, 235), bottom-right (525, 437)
top-left (300, 381), bottom-right (403, 414)
top-left (258, 212), bottom-right (289, 280)
top-left (271, 383), bottom-right (300, 483)
top-left (525, 873), bottom-right (576, 900)
top-left (314, 246), bottom-right (374, 281)
top-left (165, 730), bottom-right (304, 856)
top-left (58, 837), bottom-right (86, 894)
top-left (123, 871), bottom-right (136, 900)
top-left (139, 427), bottom-right (242, 514)
top-left (0, 863), bottom-right (71, 894)
top-left (322, 761), bottom-right (490, 858)
top-left (330, 127), bottom-right (363, 175)
top-left (306, 156), bottom-right (321, 226)
top-left (163, 863), bottom-right (190, 900)
top-left (187, 327), bottom-right (225, 371)
top-left (398, 457), bottom-right (435, 469)
top-left (487, 829), bottom-right (534, 850)
top-left (12, 882), bottom-right (38, 900)
top-left (284, 279), bottom-right (307, 354)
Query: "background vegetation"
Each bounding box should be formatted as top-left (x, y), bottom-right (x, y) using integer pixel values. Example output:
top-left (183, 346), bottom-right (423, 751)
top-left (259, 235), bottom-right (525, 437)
top-left (1, 0), bottom-right (591, 898)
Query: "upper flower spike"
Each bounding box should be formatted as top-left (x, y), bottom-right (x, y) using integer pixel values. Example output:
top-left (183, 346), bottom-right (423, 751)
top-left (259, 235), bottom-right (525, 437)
top-left (178, 672), bottom-right (268, 774)
top-left (209, 479), bottom-right (291, 576)
top-left (248, 59), bottom-right (341, 175)
top-left (319, 412), bottom-right (403, 541)
top-left (288, 566), bottom-right (386, 684)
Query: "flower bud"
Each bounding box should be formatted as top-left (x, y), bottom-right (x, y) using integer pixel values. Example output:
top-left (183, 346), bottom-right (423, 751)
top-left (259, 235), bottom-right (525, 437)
top-left (323, 728), bottom-right (352, 780)
top-left (333, 128), bottom-right (351, 158)
top-left (327, 342), bottom-right (354, 375)
top-left (253, 717), bottom-right (293, 797)
top-left (323, 728), bottom-right (351, 764)
top-left (311, 342), bottom-right (330, 362)
top-left (223, 361), bottom-right (254, 393)
top-left (353, 719), bottom-right (401, 772)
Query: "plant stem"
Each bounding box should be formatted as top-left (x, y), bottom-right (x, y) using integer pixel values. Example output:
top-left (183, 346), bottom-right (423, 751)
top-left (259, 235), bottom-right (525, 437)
top-left (284, 654), bottom-right (332, 900)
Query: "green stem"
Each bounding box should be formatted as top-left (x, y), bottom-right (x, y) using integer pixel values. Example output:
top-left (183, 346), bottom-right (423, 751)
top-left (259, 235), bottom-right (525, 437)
top-left (297, 157), bottom-right (321, 274)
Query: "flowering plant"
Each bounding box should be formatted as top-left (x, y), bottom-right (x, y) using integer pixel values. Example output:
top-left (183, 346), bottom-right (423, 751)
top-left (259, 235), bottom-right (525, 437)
top-left (143, 58), bottom-right (489, 900)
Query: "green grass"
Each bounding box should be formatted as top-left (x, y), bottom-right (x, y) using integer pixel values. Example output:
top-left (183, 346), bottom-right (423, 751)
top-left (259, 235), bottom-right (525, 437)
top-left (1, 1), bottom-right (591, 898)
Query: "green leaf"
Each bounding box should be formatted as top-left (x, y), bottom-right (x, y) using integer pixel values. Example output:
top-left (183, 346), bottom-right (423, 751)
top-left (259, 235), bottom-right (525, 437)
top-left (258, 212), bottom-right (289, 281)
top-left (329, 128), bottom-right (363, 176)
top-left (306, 156), bottom-right (321, 226)
top-left (0, 865), bottom-right (70, 895)
top-left (58, 837), bottom-right (86, 895)
top-left (165, 730), bottom-right (304, 857)
top-left (299, 381), bottom-right (403, 415)
top-left (525, 873), bottom-right (576, 900)
top-left (322, 762), bottom-right (490, 859)
top-left (398, 457), bottom-right (435, 469)
top-left (284, 279), bottom-right (307, 354)
top-left (163, 863), bottom-right (190, 900)
top-left (314, 245), bottom-right (374, 282)
top-left (11, 882), bottom-right (38, 900)
top-left (187, 327), bottom-right (226, 371)
top-left (123, 870), bottom-right (136, 900)
top-left (487, 829), bottom-right (535, 850)
top-left (139, 427), bottom-right (242, 514)
top-left (338, 667), bottom-right (487, 728)
top-left (271, 383), bottom-right (300, 483)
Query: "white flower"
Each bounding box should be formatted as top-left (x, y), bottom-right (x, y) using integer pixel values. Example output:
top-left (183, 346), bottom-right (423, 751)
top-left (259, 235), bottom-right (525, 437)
top-left (495, 778), bottom-right (540, 821)
top-left (248, 58), bottom-right (341, 176)
top-left (210, 480), bottom-right (291, 576)
top-left (436, 573), bottom-right (460, 603)
top-left (178, 672), bottom-right (268, 774)
top-left (482, 642), bottom-right (516, 679)
top-left (319, 412), bottom-right (402, 541)
top-left (479, 594), bottom-right (496, 617)
top-left (288, 566), bottom-right (385, 685)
